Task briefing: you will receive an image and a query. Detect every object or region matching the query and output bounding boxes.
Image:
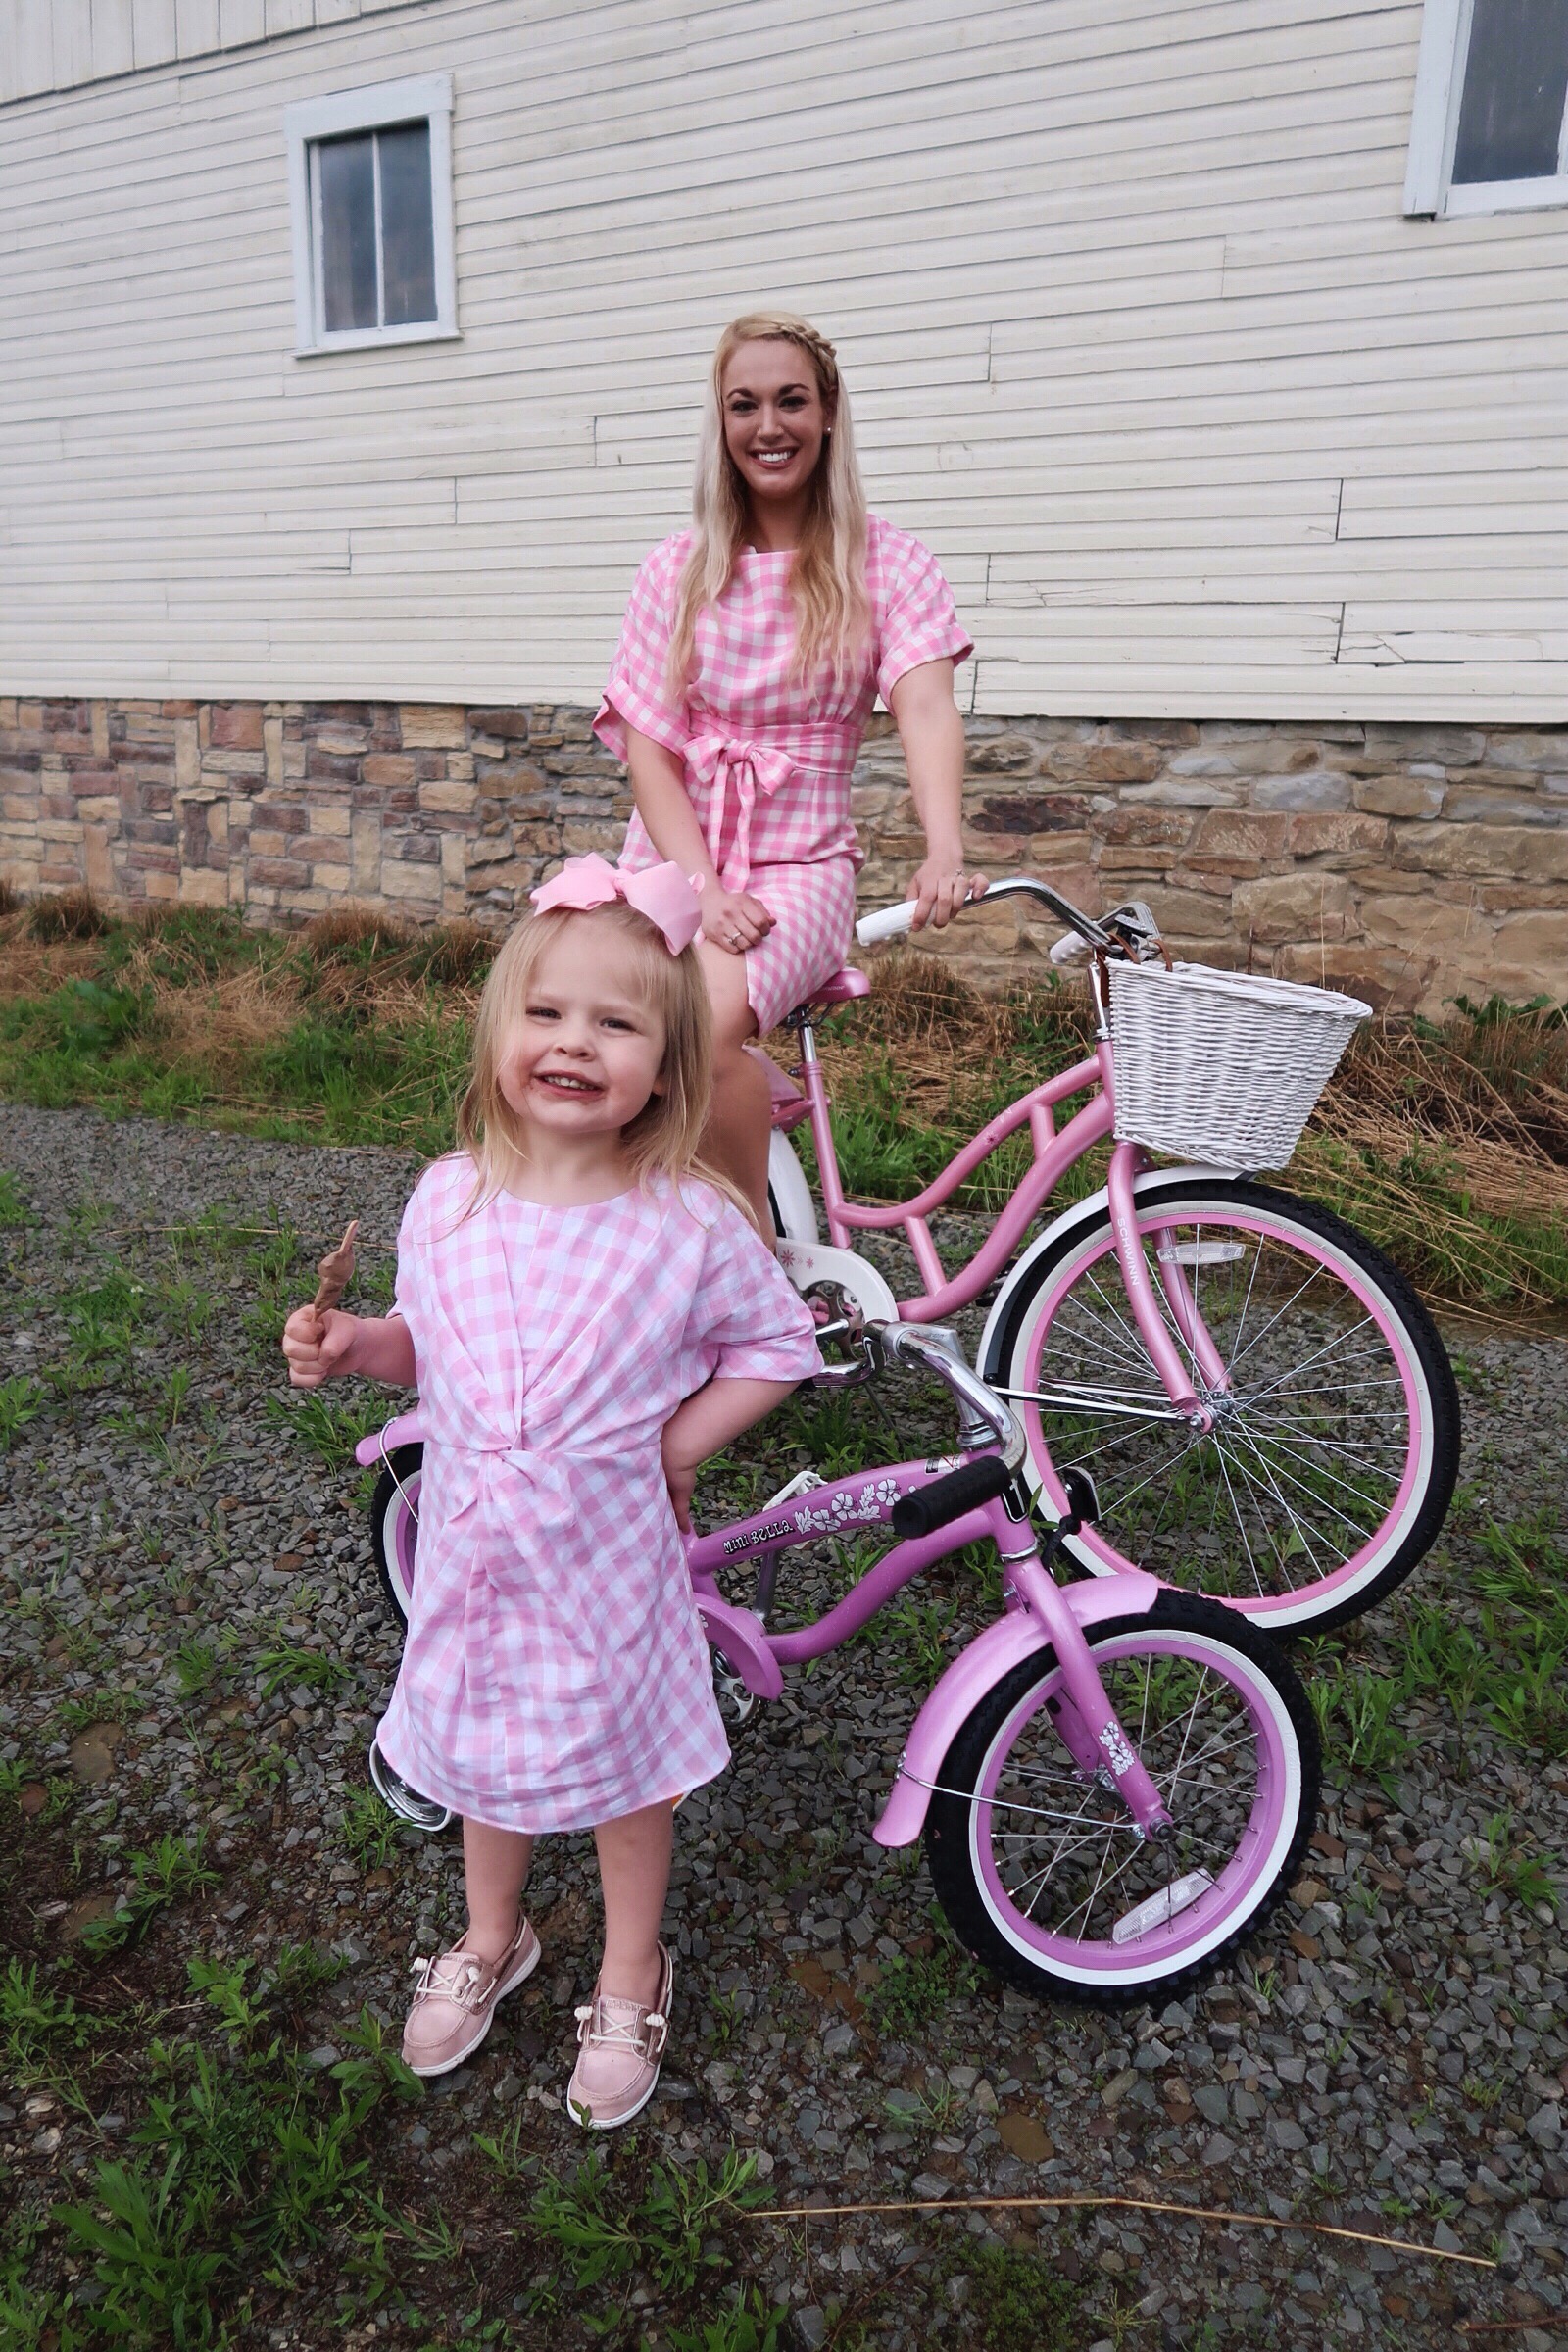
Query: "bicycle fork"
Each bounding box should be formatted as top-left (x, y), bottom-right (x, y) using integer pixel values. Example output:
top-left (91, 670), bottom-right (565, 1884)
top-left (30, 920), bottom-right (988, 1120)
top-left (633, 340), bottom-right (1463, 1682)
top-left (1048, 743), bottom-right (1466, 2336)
top-left (873, 1498), bottom-right (1173, 1848)
top-left (1104, 1132), bottom-right (1228, 1430)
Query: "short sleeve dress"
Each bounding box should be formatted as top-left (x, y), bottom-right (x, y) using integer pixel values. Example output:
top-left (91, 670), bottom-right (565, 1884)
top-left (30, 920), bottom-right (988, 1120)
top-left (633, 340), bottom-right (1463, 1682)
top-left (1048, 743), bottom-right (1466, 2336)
top-left (593, 514), bottom-right (972, 1033)
top-left (373, 1157), bottom-right (822, 1834)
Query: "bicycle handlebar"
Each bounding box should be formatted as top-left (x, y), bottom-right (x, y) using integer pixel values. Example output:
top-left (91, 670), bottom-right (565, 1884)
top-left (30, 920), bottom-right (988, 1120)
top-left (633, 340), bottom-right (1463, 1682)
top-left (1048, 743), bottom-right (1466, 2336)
top-left (855, 874), bottom-right (1116, 953)
top-left (890, 1453), bottom-right (1011, 1541)
top-left (877, 1322), bottom-right (1027, 1474)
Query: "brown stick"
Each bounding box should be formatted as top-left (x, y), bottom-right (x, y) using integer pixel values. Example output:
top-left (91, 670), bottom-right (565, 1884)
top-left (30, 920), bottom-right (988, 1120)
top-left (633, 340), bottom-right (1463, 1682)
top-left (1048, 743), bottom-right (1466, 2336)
top-left (750, 2191), bottom-right (1494, 2269)
top-left (310, 1219), bottom-right (359, 1320)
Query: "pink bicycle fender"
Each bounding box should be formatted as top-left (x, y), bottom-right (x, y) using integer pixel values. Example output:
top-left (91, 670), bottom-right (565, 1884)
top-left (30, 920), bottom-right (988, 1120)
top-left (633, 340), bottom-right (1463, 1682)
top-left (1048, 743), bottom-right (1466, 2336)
top-left (354, 1409), bottom-right (429, 1468)
top-left (696, 1594), bottom-right (785, 1702)
top-left (871, 1570), bottom-right (1163, 1847)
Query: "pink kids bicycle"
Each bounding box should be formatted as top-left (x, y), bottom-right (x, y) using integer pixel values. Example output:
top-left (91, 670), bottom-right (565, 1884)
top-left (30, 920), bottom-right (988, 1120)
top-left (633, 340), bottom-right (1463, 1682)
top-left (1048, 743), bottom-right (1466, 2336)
top-left (760, 874), bottom-right (1459, 1638)
top-left (360, 1324), bottom-right (1320, 2007)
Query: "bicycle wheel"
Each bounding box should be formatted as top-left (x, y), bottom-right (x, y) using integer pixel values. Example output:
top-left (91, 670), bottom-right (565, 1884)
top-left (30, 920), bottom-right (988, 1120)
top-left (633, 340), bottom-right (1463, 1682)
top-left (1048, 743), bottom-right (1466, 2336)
top-left (368, 1443), bottom-right (421, 1630)
top-left (982, 1179), bottom-right (1459, 1633)
top-left (925, 1593), bottom-right (1318, 2006)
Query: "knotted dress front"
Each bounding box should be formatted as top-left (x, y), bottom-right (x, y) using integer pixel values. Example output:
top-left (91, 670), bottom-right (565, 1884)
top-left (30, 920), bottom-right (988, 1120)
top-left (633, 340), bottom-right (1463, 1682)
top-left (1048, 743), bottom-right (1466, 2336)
top-left (594, 514), bottom-right (972, 1033)
top-left (373, 1157), bottom-right (821, 1833)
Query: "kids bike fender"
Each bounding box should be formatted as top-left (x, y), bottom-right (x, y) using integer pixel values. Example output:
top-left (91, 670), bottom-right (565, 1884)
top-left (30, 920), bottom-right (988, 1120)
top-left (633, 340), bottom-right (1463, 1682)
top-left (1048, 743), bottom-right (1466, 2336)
top-left (354, 1408), bottom-right (429, 1468)
top-left (870, 1570), bottom-right (1162, 1847)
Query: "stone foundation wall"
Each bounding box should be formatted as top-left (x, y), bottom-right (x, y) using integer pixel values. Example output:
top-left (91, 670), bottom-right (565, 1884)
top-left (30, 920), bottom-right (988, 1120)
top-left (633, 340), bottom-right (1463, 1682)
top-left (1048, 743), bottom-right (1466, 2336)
top-left (2, 694), bottom-right (1564, 1016)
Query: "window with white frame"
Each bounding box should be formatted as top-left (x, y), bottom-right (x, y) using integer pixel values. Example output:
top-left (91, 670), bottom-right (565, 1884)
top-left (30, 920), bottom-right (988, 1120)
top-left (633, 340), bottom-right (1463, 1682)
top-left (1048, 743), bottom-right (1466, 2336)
top-left (1405, 0), bottom-right (1568, 216)
top-left (284, 74), bottom-right (458, 353)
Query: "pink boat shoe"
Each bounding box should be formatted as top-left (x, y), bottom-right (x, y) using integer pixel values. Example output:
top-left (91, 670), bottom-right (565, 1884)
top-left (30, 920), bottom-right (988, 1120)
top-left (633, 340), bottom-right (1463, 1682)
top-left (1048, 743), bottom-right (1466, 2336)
top-left (565, 1943), bottom-right (674, 2131)
top-left (401, 1913), bottom-right (540, 2079)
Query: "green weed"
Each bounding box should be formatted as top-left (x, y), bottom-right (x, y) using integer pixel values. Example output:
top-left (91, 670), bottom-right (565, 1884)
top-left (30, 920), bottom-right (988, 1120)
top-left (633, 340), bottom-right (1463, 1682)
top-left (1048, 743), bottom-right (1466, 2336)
top-left (0, 1372), bottom-right (43, 1446)
top-left (528, 2147), bottom-right (764, 2296)
top-left (253, 1643), bottom-right (354, 1700)
top-left (1466, 1811), bottom-right (1562, 1916)
top-left (0, 1168), bottom-right (33, 1226)
top-left (340, 1785), bottom-right (399, 1872)
top-left (867, 1936), bottom-right (982, 2038)
top-left (664, 2289), bottom-right (790, 2352)
top-left (940, 2241), bottom-right (1079, 2352)
top-left (264, 1387), bottom-right (387, 1470)
top-left (77, 1832), bottom-right (220, 1959)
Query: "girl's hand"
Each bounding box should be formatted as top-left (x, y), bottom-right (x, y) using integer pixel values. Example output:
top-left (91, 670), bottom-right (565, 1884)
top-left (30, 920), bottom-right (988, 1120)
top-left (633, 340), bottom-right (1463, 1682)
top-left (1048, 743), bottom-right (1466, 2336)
top-left (698, 879), bottom-right (775, 955)
top-left (661, 1425), bottom-right (700, 1531)
top-left (664, 1457), bottom-right (698, 1532)
top-left (281, 1304), bottom-right (359, 1390)
top-left (906, 858), bottom-right (987, 932)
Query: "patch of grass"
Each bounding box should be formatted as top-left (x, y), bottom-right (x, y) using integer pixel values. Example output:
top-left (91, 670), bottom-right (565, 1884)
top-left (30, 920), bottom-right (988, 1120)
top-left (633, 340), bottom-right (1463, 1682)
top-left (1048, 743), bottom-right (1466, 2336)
top-left (340, 1785), bottom-right (399, 1872)
top-left (48, 1977), bottom-right (417, 2351)
top-left (0, 1167), bottom-right (33, 1226)
top-left (5, 902), bottom-right (1565, 1304)
top-left (1305, 1501), bottom-right (1568, 1779)
top-left (264, 1386), bottom-right (388, 1470)
top-left (664, 2289), bottom-right (790, 2352)
top-left (0, 1371), bottom-right (43, 1446)
top-left (76, 1831), bottom-right (221, 1958)
top-left (867, 1933), bottom-right (983, 2037)
top-left (1464, 1810), bottom-right (1562, 1916)
top-left (527, 2146), bottom-right (766, 2295)
top-left (253, 1642), bottom-right (354, 1700)
top-left (940, 2241), bottom-right (1080, 2352)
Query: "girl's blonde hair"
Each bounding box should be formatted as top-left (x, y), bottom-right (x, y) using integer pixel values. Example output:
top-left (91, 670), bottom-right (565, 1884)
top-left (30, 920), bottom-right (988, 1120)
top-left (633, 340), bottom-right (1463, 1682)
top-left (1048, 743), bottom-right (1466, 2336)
top-left (667, 311), bottom-right (870, 701)
top-left (456, 902), bottom-right (750, 1222)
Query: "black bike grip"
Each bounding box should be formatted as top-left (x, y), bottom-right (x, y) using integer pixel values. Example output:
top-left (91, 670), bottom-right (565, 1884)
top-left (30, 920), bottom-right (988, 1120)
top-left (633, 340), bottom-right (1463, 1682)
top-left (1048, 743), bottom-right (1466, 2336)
top-left (891, 1455), bottom-right (1011, 1542)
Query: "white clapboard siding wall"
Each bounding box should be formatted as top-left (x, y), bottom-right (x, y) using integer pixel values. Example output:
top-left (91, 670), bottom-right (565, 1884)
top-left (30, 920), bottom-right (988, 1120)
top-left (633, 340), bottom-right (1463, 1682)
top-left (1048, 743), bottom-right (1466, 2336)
top-left (1, 0), bottom-right (1566, 715)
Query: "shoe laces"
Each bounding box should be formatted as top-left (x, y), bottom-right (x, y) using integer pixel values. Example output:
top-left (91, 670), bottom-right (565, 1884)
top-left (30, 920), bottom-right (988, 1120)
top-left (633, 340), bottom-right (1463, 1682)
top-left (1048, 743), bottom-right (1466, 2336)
top-left (409, 1949), bottom-right (490, 2013)
top-left (573, 1990), bottom-right (668, 2062)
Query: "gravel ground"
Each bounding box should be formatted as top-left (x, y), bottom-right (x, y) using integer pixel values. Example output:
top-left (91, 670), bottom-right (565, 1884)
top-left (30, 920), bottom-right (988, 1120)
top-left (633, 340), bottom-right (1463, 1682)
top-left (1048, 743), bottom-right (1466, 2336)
top-left (3, 1104), bottom-right (1567, 2351)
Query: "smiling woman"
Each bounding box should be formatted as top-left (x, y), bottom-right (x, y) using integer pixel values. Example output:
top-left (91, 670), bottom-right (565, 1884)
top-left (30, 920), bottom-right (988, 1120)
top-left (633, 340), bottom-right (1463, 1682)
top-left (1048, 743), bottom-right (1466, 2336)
top-left (592, 311), bottom-right (987, 1233)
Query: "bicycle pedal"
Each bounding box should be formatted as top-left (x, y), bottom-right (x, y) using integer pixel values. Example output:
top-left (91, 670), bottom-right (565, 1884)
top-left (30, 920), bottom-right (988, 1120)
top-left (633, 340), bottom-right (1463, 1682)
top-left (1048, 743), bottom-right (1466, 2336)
top-left (761, 1467), bottom-right (825, 1510)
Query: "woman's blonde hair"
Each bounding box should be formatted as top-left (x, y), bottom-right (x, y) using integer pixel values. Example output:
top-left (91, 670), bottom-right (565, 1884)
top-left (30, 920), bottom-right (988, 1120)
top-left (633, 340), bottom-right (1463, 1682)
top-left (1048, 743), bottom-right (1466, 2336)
top-left (667, 311), bottom-right (870, 701)
top-left (455, 902), bottom-right (750, 1223)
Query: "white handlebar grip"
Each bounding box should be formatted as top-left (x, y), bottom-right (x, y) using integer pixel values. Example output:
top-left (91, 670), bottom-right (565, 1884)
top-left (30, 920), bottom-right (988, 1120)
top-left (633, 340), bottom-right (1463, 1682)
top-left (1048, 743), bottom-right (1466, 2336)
top-left (856, 900), bottom-right (919, 945)
top-left (1049, 930), bottom-right (1091, 966)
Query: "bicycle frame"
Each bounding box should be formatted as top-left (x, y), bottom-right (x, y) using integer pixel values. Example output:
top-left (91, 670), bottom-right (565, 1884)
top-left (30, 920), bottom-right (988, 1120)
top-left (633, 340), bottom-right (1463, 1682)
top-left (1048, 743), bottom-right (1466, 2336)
top-left (684, 1452), bottom-right (1170, 1852)
top-left (785, 1023), bottom-right (1223, 1424)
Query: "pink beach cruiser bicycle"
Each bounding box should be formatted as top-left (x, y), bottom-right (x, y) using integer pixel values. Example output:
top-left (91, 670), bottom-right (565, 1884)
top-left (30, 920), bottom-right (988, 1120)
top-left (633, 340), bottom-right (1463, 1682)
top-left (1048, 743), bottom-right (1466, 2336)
top-left (760, 875), bottom-right (1459, 1639)
top-left (360, 1324), bottom-right (1321, 2007)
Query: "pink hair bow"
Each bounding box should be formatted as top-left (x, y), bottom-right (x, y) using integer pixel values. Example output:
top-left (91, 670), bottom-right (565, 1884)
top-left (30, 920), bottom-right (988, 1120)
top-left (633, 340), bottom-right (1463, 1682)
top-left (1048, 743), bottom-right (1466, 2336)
top-left (529, 853), bottom-right (704, 955)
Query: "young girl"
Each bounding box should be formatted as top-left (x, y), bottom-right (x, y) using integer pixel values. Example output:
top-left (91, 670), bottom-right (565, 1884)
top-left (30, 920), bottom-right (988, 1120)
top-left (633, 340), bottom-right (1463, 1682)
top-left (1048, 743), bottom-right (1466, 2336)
top-left (281, 856), bottom-right (821, 2129)
top-left (595, 310), bottom-right (988, 1232)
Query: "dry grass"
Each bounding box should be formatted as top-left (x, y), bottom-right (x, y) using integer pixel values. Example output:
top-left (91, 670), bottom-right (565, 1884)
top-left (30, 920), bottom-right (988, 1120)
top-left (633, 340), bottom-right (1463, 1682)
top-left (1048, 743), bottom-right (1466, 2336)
top-left (0, 896), bottom-right (1563, 1305)
top-left (779, 952), bottom-right (1568, 1308)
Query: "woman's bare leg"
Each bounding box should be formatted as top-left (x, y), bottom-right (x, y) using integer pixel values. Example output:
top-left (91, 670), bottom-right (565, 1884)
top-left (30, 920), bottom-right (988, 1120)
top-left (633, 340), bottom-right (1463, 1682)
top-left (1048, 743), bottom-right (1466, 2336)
top-left (695, 937), bottom-right (773, 1235)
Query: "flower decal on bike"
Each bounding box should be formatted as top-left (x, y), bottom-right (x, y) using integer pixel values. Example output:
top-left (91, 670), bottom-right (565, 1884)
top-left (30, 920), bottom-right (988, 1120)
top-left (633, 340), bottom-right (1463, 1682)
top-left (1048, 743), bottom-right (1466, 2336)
top-left (792, 1476), bottom-right (903, 1535)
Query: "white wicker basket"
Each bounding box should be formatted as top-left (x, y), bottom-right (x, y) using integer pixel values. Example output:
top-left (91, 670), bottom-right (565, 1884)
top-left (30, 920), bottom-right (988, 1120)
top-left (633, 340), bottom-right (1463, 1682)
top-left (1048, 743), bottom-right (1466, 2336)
top-left (1106, 959), bottom-right (1371, 1172)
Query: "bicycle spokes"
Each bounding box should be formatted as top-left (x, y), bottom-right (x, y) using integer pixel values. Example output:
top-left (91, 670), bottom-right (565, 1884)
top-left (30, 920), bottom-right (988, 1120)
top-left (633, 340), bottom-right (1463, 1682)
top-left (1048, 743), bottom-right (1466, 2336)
top-left (1020, 1209), bottom-right (1418, 1608)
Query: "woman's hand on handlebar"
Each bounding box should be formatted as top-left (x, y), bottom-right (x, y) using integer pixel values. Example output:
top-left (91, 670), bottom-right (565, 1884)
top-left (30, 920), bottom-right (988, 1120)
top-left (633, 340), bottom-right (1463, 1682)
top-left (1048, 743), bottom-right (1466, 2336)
top-left (906, 859), bottom-right (988, 932)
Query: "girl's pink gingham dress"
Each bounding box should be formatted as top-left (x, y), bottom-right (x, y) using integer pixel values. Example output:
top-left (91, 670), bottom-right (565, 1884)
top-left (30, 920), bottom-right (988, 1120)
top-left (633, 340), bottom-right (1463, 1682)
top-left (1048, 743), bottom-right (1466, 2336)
top-left (594, 514), bottom-right (972, 1033)
top-left (374, 1157), bottom-right (821, 1834)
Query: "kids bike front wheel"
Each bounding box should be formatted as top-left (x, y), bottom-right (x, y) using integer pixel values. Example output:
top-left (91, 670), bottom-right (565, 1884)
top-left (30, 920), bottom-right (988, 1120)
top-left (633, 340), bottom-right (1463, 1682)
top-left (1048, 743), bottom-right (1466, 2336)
top-left (924, 1593), bottom-right (1318, 2007)
top-left (368, 1442), bottom-right (421, 1630)
top-left (981, 1178), bottom-right (1459, 1634)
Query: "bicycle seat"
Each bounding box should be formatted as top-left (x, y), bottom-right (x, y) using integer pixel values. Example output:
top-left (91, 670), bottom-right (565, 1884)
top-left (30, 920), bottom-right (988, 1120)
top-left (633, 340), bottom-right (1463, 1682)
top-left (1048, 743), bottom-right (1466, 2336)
top-left (808, 966), bottom-right (871, 1007)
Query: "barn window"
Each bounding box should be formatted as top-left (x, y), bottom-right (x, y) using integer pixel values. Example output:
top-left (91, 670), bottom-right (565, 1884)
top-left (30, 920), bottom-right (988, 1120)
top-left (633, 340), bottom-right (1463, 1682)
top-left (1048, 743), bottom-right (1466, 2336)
top-left (1404, 0), bottom-right (1568, 215)
top-left (284, 74), bottom-right (458, 353)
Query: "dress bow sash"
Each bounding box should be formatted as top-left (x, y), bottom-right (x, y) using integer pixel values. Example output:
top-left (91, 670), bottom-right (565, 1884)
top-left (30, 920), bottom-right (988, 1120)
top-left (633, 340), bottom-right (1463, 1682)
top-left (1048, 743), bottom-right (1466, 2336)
top-left (683, 733), bottom-right (799, 895)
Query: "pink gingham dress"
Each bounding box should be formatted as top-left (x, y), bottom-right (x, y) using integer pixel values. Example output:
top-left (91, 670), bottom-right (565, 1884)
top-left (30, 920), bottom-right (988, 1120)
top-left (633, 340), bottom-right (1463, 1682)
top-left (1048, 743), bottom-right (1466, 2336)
top-left (594, 514), bottom-right (972, 1033)
top-left (374, 1157), bottom-right (821, 1833)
